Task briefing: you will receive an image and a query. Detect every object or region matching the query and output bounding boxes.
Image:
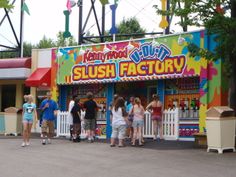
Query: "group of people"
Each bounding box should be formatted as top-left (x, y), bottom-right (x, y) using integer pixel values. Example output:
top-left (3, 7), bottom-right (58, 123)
top-left (67, 92), bottom-right (98, 143)
top-left (110, 94), bottom-right (164, 147)
top-left (21, 90), bottom-right (164, 148)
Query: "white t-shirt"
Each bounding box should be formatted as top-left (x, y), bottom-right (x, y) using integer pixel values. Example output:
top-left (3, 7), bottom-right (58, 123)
top-left (112, 107), bottom-right (126, 126)
top-left (67, 100), bottom-right (74, 125)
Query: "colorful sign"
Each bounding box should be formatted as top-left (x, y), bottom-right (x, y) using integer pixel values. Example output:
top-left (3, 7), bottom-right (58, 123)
top-left (70, 43), bottom-right (187, 84)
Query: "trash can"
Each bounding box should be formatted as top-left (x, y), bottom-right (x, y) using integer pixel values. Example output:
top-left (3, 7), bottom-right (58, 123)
top-left (206, 106), bottom-right (236, 154)
top-left (4, 107), bottom-right (23, 136)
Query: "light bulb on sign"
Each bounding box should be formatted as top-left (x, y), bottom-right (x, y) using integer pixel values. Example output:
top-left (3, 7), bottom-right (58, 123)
top-left (79, 45), bottom-right (85, 55)
top-left (127, 39), bottom-right (134, 50)
top-left (152, 38), bottom-right (160, 47)
top-left (103, 42), bottom-right (110, 53)
top-left (57, 48), bottom-right (63, 58)
top-left (178, 35), bottom-right (185, 46)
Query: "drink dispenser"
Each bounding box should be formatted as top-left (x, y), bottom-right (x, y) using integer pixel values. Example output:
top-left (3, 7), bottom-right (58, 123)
top-left (168, 99), bottom-right (173, 110)
top-left (194, 98), bottom-right (200, 118)
top-left (190, 98), bottom-right (196, 118)
top-left (179, 98), bottom-right (185, 118)
top-left (173, 99), bottom-right (178, 110)
top-left (183, 98), bottom-right (189, 118)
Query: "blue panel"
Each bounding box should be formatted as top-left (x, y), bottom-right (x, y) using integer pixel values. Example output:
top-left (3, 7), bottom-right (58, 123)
top-left (59, 85), bottom-right (67, 111)
top-left (106, 83), bottom-right (114, 139)
top-left (157, 80), bottom-right (164, 103)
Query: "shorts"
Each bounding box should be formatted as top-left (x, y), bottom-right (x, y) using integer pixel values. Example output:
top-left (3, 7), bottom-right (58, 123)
top-left (111, 124), bottom-right (126, 139)
top-left (84, 119), bottom-right (96, 130)
top-left (41, 120), bottom-right (55, 136)
top-left (132, 119), bottom-right (144, 128)
top-left (73, 123), bottom-right (81, 135)
top-left (151, 115), bottom-right (162, 121)
top-left (23, 119), bottom-right (33, 124)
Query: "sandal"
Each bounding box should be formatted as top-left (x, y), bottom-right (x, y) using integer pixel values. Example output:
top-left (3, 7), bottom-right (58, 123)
top-left (131, 144), bottom-right (135, 147)
top-left (110, 144), bottom-right (115, 147)
top-left (139, 143), bottom-right (144, 146)
top-left (118, 145), bottom-right (125, 148)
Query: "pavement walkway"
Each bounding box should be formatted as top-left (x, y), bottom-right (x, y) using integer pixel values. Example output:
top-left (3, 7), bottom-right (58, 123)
top-left (0, 137), bottom-right (236, 177)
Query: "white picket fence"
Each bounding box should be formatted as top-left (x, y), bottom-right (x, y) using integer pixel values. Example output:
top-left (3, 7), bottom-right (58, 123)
top-left (143, 109), bottom-right (179, 140)
top-left (56, 109), bottom-right (179, 140)
top-left (56, 111), bottom-right (70, 137)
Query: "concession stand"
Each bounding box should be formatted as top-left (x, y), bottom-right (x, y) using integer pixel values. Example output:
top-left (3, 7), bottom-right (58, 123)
top-left (28, 30), bottom-right (228, 140)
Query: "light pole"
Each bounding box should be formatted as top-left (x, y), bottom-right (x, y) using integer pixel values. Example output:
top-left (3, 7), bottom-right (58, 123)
top-left (78, 0), bottom-right (83, 45)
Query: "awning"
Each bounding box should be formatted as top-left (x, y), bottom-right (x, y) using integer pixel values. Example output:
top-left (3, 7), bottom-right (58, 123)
top-left (0, 58), bottom-right (31, 68)
top-left (25, 68), bottom-right (51, 87)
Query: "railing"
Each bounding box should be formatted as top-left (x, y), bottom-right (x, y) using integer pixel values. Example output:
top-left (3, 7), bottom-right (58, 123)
top-left (56, 109), bottom-right (179, 140)
top-left (163, 109), bottom-right (179, 140)
top-left (143, 109), bottom-right (179, 140)
top-left (56, 111), bottom-right (70, 137)
top-left (56, 111), bottom-right (86, 138)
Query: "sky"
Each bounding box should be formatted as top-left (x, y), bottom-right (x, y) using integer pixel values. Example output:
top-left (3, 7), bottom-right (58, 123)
top-left (0, 0), bottom-right (188, 48)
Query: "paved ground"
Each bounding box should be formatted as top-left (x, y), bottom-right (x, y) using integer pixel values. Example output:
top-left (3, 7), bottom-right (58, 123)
top-left (0, 137), bottom-right (236, 177)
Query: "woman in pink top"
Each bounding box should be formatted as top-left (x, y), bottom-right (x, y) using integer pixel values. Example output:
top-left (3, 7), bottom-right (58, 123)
top-left (146, 94), bottom-right (163, 140)
top-left (130, 97), bottom-right (145, 146)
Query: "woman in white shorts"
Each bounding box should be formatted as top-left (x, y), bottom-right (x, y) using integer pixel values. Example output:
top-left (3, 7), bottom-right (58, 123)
top-left (110, 97), bottom-right (128, 147)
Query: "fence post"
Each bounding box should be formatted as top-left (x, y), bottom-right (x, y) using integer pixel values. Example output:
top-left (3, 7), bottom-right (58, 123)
top-left (56, 111), bottom-right (61, 137)
top-left (174, 108), bottom-right (179, 140)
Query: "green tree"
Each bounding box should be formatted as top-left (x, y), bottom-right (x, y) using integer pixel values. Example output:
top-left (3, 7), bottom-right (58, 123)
top-left (115, 17), bottom-right (146, 41)
top-left (36, 32), bottom-right (77, 48)
top-left (36, 35), bottom-right (56, 49)
top-left (56, 31), bottom-right (77, 47)
top-left (0, 42), bottom-right (34, 58)
top-left (0, 0), bottom-right (13, 9)
top-left (84, 17), bottom-right (146, 43)
top-left (23, 42), bottom-right (34, 57)
top-left (154, 0), bottom-right (236, 111)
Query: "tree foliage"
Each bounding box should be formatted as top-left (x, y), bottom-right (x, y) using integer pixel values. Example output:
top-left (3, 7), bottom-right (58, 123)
top-left (115, 17), bottom-right (146, 41)
top-left (86, 17), bottom-right (146, 42)
top-left (154, 0), bottom-right (236, 66)
top-left (36, 35), bottom-right (56, 49)
top-left (0, 0), bottom-right (14, 9)
top-left (55, 31), bottom-right (77, 47)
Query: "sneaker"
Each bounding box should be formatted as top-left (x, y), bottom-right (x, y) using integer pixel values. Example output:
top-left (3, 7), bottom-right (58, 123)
top-left (76, 137), bottom-right (81, 142)
top-left (47, 138), bottom-right (51, 144)
top-left (42, 139), bottom-right (46, 145)
top-left (21, 142), bottom-right (26, 147)
top-left (26, 142), bottom-right (30, 146)
top-left (88, 137), bottom-right (92, 143)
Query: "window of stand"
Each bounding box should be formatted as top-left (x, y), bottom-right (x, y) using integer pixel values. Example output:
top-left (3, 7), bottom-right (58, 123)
top-left (164, 77), bottom-right (200, 120)
top-left (69, 84), bottom-right (107, 121)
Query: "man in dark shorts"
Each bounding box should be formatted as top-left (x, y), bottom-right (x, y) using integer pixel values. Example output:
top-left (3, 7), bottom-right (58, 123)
top-left (83, 92), bottom-right (98, 143)
top-left (71, 97), bottom-right (83, 142)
